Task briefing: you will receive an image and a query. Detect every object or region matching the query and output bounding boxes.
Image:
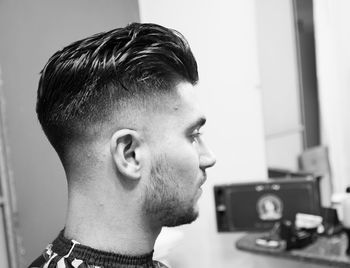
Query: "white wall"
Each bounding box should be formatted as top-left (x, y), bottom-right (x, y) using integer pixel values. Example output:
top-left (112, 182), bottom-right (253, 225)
top-left (0, 1), bottom-right (139, 266)
top-left (255, 0), bottom-right (304, 171)
top-left (139, 1), bottom-right (268, 267)
top-left (313, 0), bottom-right (350, 194)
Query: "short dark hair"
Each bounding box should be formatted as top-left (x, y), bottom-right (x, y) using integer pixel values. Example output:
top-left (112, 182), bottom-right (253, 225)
top-left (36, 23), bottom-right (198, 156)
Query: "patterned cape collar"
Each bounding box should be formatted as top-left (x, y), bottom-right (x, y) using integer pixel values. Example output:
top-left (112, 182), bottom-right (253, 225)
top-left (41, 230), bottom-right (157, 268)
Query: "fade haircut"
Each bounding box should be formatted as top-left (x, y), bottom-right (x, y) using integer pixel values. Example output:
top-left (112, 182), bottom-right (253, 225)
top-left (36, 23), bottom-right (198, 157)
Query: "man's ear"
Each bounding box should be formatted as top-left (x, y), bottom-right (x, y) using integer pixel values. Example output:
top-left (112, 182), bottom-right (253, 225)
top-left (110, 129), bottom-right (143, 180)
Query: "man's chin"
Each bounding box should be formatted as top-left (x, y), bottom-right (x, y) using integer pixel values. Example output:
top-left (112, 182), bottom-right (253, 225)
top-left (162, 208), bottom-right (199, 227)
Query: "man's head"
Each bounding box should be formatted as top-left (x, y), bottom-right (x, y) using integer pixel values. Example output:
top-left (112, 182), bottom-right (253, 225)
top-left (37, 23), bottom-right (215, 227)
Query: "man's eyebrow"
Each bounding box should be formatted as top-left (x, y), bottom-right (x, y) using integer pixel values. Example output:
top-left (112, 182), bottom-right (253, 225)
top-left (186, 117), bottom-right (206, 131)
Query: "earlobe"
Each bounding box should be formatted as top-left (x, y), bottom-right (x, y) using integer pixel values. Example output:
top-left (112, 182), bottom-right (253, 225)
top-left (110, 129), bottom-right (142, 180)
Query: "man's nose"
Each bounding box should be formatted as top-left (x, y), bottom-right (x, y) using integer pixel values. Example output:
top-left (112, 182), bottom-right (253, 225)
top-left (199, 146), bottom-right (216, 169)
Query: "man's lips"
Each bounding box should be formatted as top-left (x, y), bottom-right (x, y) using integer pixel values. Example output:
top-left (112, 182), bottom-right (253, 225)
top-left (199, 173), bottom-right (207, 187)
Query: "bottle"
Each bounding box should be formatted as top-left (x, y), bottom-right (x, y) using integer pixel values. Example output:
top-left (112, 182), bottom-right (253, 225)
top-left (341, 187), bottom-right (350, 255)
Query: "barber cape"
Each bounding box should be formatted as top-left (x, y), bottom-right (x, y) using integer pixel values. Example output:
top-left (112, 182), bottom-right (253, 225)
top-left (28, 231), bottom-right (168, 268)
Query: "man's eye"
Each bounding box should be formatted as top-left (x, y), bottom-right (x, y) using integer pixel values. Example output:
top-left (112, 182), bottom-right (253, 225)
top-left (190, 131), bottom-right (203, 142)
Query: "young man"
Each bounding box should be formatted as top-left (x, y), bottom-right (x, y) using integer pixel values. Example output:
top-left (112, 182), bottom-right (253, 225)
top-left (29, 23), bottom-right (216, 268)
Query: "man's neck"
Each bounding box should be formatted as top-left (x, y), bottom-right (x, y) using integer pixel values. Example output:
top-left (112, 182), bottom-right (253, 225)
top-left (64, 190), bottom-right (161, 256)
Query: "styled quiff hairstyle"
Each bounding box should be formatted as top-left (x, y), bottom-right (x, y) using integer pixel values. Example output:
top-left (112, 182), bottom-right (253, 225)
top-left (36, 23), bottom-right (198, 156)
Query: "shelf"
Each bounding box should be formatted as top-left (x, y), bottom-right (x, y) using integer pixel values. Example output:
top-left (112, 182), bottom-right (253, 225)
top-left (236, 232), bottom-right (350, 267)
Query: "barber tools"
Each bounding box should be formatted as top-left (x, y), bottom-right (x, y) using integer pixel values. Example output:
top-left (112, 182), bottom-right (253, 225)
top-left (255, 218), bottom-right (319, 251)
